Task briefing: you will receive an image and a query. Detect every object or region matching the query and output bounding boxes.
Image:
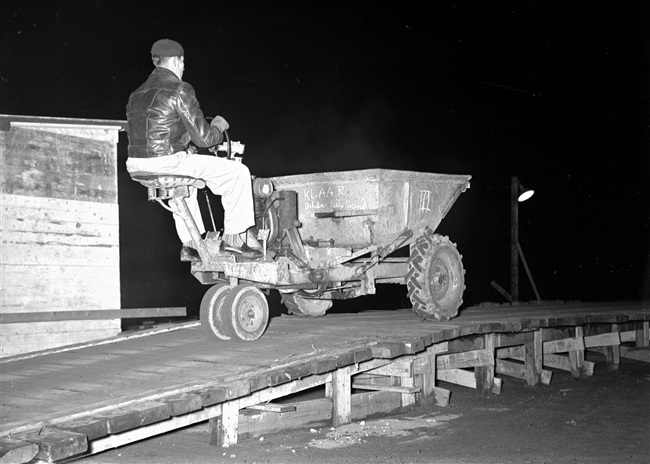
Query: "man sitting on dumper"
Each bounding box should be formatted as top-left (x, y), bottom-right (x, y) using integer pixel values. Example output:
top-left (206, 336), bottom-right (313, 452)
top-left (125, 38), bottom-right (262, 261)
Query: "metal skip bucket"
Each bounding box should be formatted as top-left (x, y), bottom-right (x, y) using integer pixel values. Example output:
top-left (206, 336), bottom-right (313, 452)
top-left (265, 168), bottom-right (471, 321)
top-left (270, 168), bottom-right (471, 249)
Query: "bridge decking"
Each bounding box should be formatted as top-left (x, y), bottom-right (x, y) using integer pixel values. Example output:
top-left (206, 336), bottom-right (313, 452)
top-left (1, 301), bottom-right (648, 463)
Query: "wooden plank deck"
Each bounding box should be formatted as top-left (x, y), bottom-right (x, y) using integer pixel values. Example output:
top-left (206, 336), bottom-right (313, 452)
top-left (1, 300), bottom-right (648, 462)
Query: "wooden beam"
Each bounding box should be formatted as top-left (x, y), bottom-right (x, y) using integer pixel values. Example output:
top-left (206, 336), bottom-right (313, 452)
top-left (56, 417), bottom-right (109, 441)
top-left (240, 373), bottom-right (332, 410)
top-left (208, 418), bottom-right (222, 447)
top-left (437, 349), bottom-right (494, 370)
top-left (568, 327), bottom-right (586, 379)
top-left (525, 338), bottom-right (540, 386)
top-left (395, 375), bottom-right (416, 407)
top-left (620, 330), bottom-right (636, 343)
top-left (165, 394), bottom-right (203, 417)
top-left (220, 400), bottom-right (240, 447)
top-left (244, 403), bottom-right (297, 413)
top-left (0, 437), bottom-right (39, 464)
top-left (19, 427), bottom-right (87, 463)
top-left (544, 353), bottom-right (595, 377)
top-left (351, 382), bottom-right (421, 394)
top-left (414, 354), bottom-right (437, 407)
top-left (492, 377), bottom-right (503, 395)
top-left (603, 325), bottom-right (621, 371)
top-left (351, 391), bottom-right (402, 420)
top-left (437, 368), bottom-right (476, 389)
top-left (496, 331), bottom-right (531, 347)
top-left (353, 373), bottom-right (390, 382)
top-left (332, 366), bottom-right (352, 426)
top-left (544, 336), bottom-right (585, 354)
top-left (584, 332), bottom-right (620, 348)
top-left (532, 330), bottom-right (543, 384)
top-left (619, 346), bottom-right (650, 363)
top-left (433, 386), bottom-right (452, 406)
top-left (496, 359), bottom-right (526, 380)
top-left (350, 358), bottom-right (392, 375)
top-left (496, 345), bottom-right (525, 359)
top-left (605, 343), bottom-right (621, 371)
top-left (544, 353), bottom-right (570, 371)
top-left (475, 333), bottom-right (495, 396)
top-left (0, 308), bottom-right (187, 324)
top-left (351, 342), bottom-right (448, 377)
top-left (637, 321), bottom-right (650, 347)
top-left (495, 355), bottom-right (552, 386)
top-left (427, 341), bottom-right (449, 355)
top-left (91, 404), bottom-right (222, 455)
top-left (353, 343), bottom-right (447, 375)
top-left (364, 361), bottom-right (413, 378)
top-left (239, 399), bottom-right (331, 438)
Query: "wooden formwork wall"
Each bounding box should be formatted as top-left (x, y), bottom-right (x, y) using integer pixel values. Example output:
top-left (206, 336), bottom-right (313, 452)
top-left (0, 115), bottom-right (125, 357)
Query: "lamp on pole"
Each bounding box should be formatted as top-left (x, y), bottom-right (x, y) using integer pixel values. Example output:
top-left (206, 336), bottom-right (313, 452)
top-left (510, 176), bottom-right (540, 303)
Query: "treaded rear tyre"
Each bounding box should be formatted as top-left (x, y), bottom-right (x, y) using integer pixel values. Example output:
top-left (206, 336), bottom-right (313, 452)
top-left (406, 227), bottom-right (465, 321)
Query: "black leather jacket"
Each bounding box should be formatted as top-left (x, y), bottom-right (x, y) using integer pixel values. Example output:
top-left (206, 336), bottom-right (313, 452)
top-left (126, 67), bottom-right (222, 158)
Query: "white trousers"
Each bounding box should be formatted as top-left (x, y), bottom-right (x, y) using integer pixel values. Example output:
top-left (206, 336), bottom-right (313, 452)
top-left (126, 152), bottom-right (255, 243)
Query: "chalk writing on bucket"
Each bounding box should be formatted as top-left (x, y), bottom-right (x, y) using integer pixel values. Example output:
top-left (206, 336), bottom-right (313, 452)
top-left (304, 185), bottom-right (368, 211)
top-left (418, 190), bottom-right (432, 213)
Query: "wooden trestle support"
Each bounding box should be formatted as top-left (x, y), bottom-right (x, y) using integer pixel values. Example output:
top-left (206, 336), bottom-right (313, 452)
top-left (1, 312), bottom-right (648, 463)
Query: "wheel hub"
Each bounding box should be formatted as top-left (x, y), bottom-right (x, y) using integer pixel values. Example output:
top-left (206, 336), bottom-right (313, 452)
top-left (430, 259), bottom-right (450, 299)
top-left (239, 298), bottom-right (263, 331)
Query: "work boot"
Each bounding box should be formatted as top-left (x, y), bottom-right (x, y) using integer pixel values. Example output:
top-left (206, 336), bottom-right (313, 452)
top-left (220, 241), bottom-right (263, 258)
top-left (221, 231), bottom-right (263, 258)
top-left (243, 228), bottom-right (263, 251)
top-left (180, 246), bottom-right (201, 262)
top-left (223, 228), bottom-right (263, 250)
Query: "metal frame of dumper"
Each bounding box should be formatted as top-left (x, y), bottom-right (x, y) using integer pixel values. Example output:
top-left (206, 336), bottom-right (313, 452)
top-left (132, 162), bottom-right (471, 342)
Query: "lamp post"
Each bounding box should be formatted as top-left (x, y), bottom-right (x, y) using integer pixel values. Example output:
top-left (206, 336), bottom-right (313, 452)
top-left (510, 176), bottom-right (539, 303)
top-left (510, 177), bottom-right (520, 302)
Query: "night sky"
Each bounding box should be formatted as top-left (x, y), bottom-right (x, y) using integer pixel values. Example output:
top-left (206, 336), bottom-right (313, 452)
top-left (1, 1), bottom-right (648, 316)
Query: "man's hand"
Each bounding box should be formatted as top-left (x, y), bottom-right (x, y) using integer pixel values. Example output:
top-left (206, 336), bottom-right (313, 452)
top-left (210, 115), bottom-right (230, 133)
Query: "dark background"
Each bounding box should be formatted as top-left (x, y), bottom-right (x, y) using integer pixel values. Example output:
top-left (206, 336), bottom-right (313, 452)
top-left (1, 1), bottom-right (648, 317)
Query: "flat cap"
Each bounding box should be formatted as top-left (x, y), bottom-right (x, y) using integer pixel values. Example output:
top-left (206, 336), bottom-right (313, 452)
top-left (151, 39), bottom-right (184, 57)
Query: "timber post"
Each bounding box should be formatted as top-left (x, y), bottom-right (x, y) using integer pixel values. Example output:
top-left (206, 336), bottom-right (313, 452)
top-left (331, 366), bottom-right (352, 426)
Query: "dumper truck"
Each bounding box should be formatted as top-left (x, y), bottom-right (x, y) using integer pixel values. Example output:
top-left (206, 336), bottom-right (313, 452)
top-left (131, 139), bottom-right (471, 341)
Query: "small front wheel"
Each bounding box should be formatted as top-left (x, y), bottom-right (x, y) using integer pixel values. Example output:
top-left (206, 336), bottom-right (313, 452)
top-left (223, 285), bottom-right (269, 341)
top-left (200, 283), bottom-right (233, 340)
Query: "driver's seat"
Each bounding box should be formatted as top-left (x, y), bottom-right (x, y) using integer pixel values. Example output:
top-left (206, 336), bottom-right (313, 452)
top-left (129, 172), bottom-right (205, 201)
top-left (129, 172), bottom-right (211, 262)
